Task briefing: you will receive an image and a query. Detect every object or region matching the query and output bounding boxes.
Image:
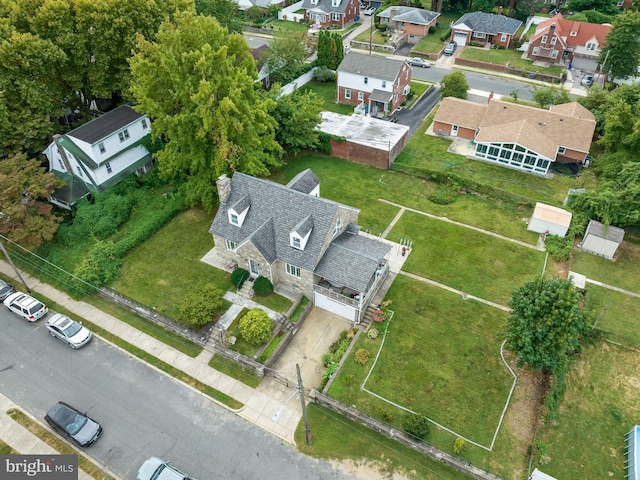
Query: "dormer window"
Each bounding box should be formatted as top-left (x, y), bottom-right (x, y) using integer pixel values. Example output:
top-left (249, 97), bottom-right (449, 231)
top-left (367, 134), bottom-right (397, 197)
top-left (290, 215), bottom-right (313, 250)
top-left (570, 31), bottom-right (577, 36)
top-left (230, 213), bottom-right (239, 225)
top-left (332, 0), bottom-right (339, 6)
top-left (292, 237), bottom-right (301, 249)
top-left (333, 218), bottom-right (342, 237)
top-left (227, 194), bottom-right (250, 227)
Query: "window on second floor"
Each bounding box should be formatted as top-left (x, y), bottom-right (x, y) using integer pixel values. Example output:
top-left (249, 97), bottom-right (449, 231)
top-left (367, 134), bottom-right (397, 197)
top-left (118, 129), bottom-right (130, 142)
top-left (230, 213), bottom-right (239, 225)
top-left (225, 239), bottom-right (237, 251)
top-left (286, 263), bottom-right (301, 278)
top-left (550, 37), bottom-right (557, 46)
top-left (364, 77), bottom-right (368, 85)
top-left (333, 218), bottom-right (342, 237)
top-left (586, 42), bottom-right (596, 51)
top-left (381, 80), bottom-right (387, 88)
top-left (141, 119), bottom-right (148, 130)
top-left (98, 142), bottom-right (106, 154)
top-left (542, 35), bottom-right (547, 44)
top-left (76, 165), bottom-right (84, 177)
top-left (292, 236), bottom-right (301, 249)
top-left (106, 162), bottom-right (112, 174)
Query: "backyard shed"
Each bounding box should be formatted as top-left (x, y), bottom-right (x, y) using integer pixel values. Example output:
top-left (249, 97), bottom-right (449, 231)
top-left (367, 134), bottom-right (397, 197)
top-left (529, 469), bottom-right (557, 480)
top-left (317, 111), bottom-right (410, 169)
top-left (579, 219), bottom-right (625, 260)
top-left (527, 203), bottom-right (572, 237)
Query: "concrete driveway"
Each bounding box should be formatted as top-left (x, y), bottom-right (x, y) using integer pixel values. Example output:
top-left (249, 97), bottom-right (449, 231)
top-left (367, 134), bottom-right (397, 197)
top-left (272, 307), bottom-right (353, 389)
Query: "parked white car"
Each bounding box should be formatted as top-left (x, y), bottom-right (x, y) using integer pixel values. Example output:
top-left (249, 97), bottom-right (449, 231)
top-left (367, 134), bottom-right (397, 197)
top-left (407, 57), bottom-right (431, 68)
top-left (137, 457), bottom-right (196, 480)
top-left (46, 313), bottom-right (93, 349)
top-left (4, 292), bottom-right (48, 322)
top-left (363, 6), bottom-right (376, 15)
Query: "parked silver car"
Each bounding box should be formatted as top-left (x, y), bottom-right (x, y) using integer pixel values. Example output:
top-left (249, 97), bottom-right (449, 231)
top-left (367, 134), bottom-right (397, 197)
top-left (407, 57), bottom-right (431, 68)
top-left (0, 279), bottom-right (15, 301)
top-left (4, 292), bottom-right (48, 322)
top-left (137, 457), bottom-right (196, 480)
top-left (46, 313), bottom-right (93, 349)
top-left (443, 41), bottom-right (457, 56)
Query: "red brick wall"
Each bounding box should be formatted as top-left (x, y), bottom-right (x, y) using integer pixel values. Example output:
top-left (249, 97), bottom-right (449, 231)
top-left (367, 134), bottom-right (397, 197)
top-left (557, 148), bottom-right (587, 163)
top-left (433, 121), bottom-right (452, 135)
top-left (456, 126), bottom-right (476, 140)
top-left (329, 138), bottom-right (407, 169)
top-left (337, 87), bottom-right (365, 106)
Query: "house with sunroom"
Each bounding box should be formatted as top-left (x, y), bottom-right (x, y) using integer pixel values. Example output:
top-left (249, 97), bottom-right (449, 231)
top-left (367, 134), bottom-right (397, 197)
top-left (209, 169), bottom-right (391, 323)
top-left (432, 97), bottom-right (596, 175)
top-left (301, 0), bottom-right (359, 29)
top-left (450, 10), bottom-right (522, 49)
top-left (376, 6), bottom-right (440, 43)
top-left (43, 105), bottom-right (153, 209)
top-left (336, 52), bottom-right (412, 116)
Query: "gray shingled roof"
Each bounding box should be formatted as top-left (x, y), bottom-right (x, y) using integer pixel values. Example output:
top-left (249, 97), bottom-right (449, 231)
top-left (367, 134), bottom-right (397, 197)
top-left (337, 52), bottom-right (406, 82)
top-left (209, 172), bottom-right (359, 272)
top-left (301, 0), bottom-right (350, 14)
top-left (231, 194), bottom-right (251, 213)
top-left (287, 169), bottom-right (320, 194)
top-left (585, 220), bottom-right (625, 243)
top-left (314, 227), bottom-right (391, 292)
top-left (369, 89), bottom-right (393, 103)
top-left (69, 105), bottom-right (144, 145)
top-left (294, 215), bottom-right (314, 238)
top-left (453, 11), bottom-right (522, 35)
top-left (377, 6), bottom-right (439, 25)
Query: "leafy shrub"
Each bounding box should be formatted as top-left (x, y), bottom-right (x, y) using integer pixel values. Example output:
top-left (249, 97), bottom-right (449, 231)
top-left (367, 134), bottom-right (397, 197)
top-left (322, 362), bottom-right (338, 380)
top-left (453, 437), bottom-right (466, 455)
top-left (354, 348), bottom-right (370, 365)
top-left (342, 373), bottom-right (355, 386)
top-left (252, 276), bottom-right (273, 296)
top-left (239, 308), bottom-right (274, 345)
top-left (179, 284), bottom-right (223, 328)
top-left (313, 67), bottom-right (336, 82)
top-left (545, 234), bottom-right (574, 261)
top-left (367, 327), bottom-right (379, 339)
top-left (231, 268), bottom-right (250, 289)
top-left (428, 25), bottom-right (436, 34)
top-left (74, 241), bottom-right (122, 288)
top-left (372, 309), bottom-right (385, 323)
top-left (440, 28), bottom-right (452, 42)
top-left (428, 186), bottom-right (458, 205)
top-left (378, 407), bottom-right (395, 422)
top-left (402, 414), bottom-right (430, 440)
top-left (377, 23), bottom-right (387, 31)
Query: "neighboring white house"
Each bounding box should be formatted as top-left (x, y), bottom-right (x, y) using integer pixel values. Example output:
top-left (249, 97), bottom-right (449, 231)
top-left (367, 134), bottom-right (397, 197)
top-left (578, 219), bottom-right (625, 260)
top-left (44, 105), bottom-right (153, 209)
top-left (527, 203), bottom-right (572, 237)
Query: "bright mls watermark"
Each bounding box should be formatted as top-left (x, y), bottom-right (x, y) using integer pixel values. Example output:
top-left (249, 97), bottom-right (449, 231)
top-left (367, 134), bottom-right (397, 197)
top-left (0, 455), bottom-right (77, 479)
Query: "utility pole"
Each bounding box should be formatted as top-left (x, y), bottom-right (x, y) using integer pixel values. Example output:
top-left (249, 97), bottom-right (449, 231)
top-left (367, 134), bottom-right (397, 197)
top-left (0, 240), bottom-right (31, 293)
top-left (296, 363), bottom-right (312, 445)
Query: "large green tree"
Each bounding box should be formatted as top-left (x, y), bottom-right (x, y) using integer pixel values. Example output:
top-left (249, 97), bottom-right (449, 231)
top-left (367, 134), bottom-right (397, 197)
top-left (505, 277), bottom-right (591, 372)
top-left (263, 32), bottom-right (310, 85)
top-left (195, 0), bottom-right (243, 33)
top-left (599, 11), bottom-right (640, 81)
top-left (440, 71), bottom-right (469, 99)
top-left (316, 31), bottom-right (344, 70)
top-left (267, 88), bottom-right (324, 154)
top-left (129, 11), bottom-right (282, 209)
top-left (530, 85), bottom-right (571, 108)
top-left (0, 153), bottom-right (64, 250)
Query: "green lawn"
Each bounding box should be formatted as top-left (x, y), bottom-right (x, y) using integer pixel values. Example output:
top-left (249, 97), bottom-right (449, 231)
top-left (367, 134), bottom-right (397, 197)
top-left (412, 12), bottom-right (459, 54)
top-left (329, 276), bottom-right (514, 454)
top-left (112, 209), bottom-right (229, 322)
top-left (272, 154), bottom-right (540, 242)
top-left (534, 341), bottom-right (640, 480)
top-left (254, 291), bottom-right (292, 312)
top-left (395, 109), bottom-right (598, 206)
top-left (225, 308), bottom-right (262, 358)
top-left (266, 20), bottom-right (309, 33)
top-left (354, 29), bottom-right (388, 44)
top-left (458, 46), bottom-right (565, 76)
top-left (390, 211), bottom-right (545, 305)
top-left (585, 284), bottom-right (640, 349)
top-left (570, 244), bottom-right (640, 294)
top-left (301, 80), bottom-right (354, 115)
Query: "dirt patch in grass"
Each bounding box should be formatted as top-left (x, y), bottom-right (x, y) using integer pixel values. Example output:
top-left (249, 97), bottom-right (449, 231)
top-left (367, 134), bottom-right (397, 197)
top-left (334, 458), bottom-right (412, 480)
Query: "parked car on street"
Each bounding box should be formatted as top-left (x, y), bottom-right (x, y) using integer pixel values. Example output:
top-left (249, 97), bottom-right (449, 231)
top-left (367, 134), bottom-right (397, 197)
top-left (46, 313), bottom-right (93, 349)
top-left (407, 57), bottom-right (431, 68)
top-left (4, 292), bottom-right (48, 322)
top-left (581, 73), bottom-right (594, 87)
top-left (137, 457), bottom-right (196, 480)
top-left (0, 279), bottom-right (15, 301)
top-left (443, 42), bottom-right (457, 56)
top-left (45, 401), bottom-right (102, 447)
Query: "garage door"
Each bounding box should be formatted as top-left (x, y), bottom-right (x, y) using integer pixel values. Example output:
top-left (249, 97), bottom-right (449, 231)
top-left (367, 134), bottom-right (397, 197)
top-left (453, 31), bottom-right (468, 47)
top-left (571, 57), bottom-right (597, 72)
top-left (314, 293), bottom-right (357, 322)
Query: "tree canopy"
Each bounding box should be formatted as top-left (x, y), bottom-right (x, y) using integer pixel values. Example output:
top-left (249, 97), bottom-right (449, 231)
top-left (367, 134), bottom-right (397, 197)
top-left (599, 11), bottom-right (640, 81)
top-left (505, 277), bottom-right (591, 372)
top-left (0, 153), bottom-right (64, 250)
top-left (262, 32), bottom-right (311, 85)
top-left (195, 0), bottom-right (243, 33)
top-left (316, 30), bottom-right (344, 70)
top-left (530, 85), bottom-right (570, 108)
top-left (129, 11), bottom-right (282, 209)
top-left (440, 71), bottom-right (469, 99)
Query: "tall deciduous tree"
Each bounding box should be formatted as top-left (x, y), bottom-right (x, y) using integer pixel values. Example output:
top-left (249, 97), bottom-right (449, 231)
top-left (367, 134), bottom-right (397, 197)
top-left (129, 11), bottom-right (282, 209)
top-left (266, 88), bottom-right (324, 154)
top-left (599, 11), bottom-right (640, 81)
top-left (263, 32), bottom-right (310, 84)
top-left (530, 85), bottom-right (570, 108)
top-left (505, 277), bottom-right (591, 372)
top-left (440, 71), bottom-right (469, 99)
top-left (0, 153), bottom-right (64, 250)
top-left (195, 0), bottom-right (243, 33)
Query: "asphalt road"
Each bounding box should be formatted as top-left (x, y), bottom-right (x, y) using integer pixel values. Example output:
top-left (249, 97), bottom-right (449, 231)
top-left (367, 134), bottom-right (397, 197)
top-left (411, 66), bottom-right (537, 102)
top-left (0, 308), bottom-right (353, 480)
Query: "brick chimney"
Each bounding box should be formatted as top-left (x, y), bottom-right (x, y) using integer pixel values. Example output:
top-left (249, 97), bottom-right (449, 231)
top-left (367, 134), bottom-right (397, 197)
top-left (548, 23), bottom-right (556, 46)
top-left (216, 174), bottom-right (231, 204)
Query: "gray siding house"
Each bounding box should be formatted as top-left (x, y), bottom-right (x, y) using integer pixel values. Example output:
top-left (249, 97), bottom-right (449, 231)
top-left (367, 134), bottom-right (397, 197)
top-left (209, 170), bottom-right (391, 323)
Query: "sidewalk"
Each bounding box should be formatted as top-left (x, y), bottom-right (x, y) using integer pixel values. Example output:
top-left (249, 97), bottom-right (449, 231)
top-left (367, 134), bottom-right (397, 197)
top-left (0, 262), bottom-right (303, 464)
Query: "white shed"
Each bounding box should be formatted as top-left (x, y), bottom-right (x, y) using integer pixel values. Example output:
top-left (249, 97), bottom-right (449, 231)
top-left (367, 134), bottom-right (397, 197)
top-left (579, 220), bottom-right (625, 260)
top-left (528, 203), bottom-right (572, 237)
top-left (529, 468), bottom-right (558, 480)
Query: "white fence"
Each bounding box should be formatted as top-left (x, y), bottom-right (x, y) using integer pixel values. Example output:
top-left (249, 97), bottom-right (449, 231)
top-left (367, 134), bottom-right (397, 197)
top-left (280, 67), bottom-right (317, 96)
top-left (278, 1), bottom-right (305, 22)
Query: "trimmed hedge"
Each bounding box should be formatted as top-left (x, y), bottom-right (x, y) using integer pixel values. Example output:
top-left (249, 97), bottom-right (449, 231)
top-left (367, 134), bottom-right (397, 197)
top-left (253, 276), bottom-right (274, 296)
top-left (231, 268), bottom-right (250, 289)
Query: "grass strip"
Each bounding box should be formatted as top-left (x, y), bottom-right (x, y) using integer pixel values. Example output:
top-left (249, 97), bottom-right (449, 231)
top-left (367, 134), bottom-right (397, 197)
top-left (7, 409), bottom-right (112, 480)
top-left (208, 355), bottom-right (261, 389)
top-left (0, 440), bottom-right (17, 454)
top-left (258, 330), bottom-right (286, 364)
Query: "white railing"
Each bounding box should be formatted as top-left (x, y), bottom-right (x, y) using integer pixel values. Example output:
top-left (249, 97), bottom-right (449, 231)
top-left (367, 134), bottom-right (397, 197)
top-left (313, 284), bottom-right (360, 308)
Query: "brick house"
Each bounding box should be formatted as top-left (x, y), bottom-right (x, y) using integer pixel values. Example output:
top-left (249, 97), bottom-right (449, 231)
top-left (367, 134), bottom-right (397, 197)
top-left (433, 97), bottom-right (596, 175)
top-left (376, 6), bottom-right (440, 42)
top-left (209, 170), bottom-right (391, 323)
top-left (450, 11), bottom-right (522, 49)
top-left (336, 52), bottom-right (412, 115)
top-left (301, 0), bottom-right (359, 29)
top-left (526, 13), bottom-right (611, 68)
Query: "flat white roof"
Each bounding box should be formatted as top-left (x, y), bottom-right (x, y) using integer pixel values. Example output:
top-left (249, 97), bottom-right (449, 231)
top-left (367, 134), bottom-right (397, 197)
top-left (318, 111), bottom-right (409, 152)
top-left (531, 202), bottom-right (572, 228)
top-left (530, 468), bottom-right (558, 480)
